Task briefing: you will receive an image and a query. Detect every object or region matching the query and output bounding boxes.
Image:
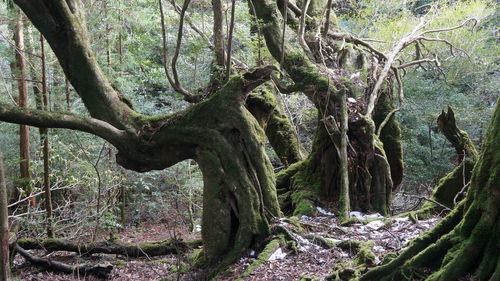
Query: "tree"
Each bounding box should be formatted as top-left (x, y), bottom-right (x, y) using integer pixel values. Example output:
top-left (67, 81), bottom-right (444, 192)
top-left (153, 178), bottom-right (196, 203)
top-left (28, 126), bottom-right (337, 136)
top-left (360, 96), bottom-right (499, 281)
top-left (1, 0), bottom-right (281, 269)
top-left (0, 150), bottom-right (9, 281)
top-left (12, 11), bottom-right (33, 207)
top-left (0, 0), bottom-right (490, 273)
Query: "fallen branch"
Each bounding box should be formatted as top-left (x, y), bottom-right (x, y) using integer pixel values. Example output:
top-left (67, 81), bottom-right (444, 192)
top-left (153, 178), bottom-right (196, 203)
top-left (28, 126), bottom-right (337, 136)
top-left (13, 243), bottom-right (113, 279)
top-left (15, 238), bottom-right (202, 258)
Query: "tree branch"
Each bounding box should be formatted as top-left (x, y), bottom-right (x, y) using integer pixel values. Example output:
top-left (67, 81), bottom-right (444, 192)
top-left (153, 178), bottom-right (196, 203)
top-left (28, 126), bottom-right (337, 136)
top-left (0, 103), bottom-right (126, 147)
top-left (159, 0), bottom-right (200, 103)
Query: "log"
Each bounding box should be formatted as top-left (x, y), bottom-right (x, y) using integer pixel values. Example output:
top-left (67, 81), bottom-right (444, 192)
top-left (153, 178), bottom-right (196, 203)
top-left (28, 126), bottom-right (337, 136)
top-left (15, 238), bottom-right (202, 258)
top-left (13, 243), bottom-right (113, 279)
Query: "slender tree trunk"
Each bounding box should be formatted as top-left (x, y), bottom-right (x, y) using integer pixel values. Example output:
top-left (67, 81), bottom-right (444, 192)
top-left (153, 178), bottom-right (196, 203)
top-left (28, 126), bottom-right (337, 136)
top-left (225, 0), bottom-right (236, 79)
top-left (212, 0), bottom-right (226, 67)
top-left (40, 35), bottom-right (54, 238)
top-left (0, 151), bottom-right (10, 281)
top-left (65, 78), bottom-right (71, 111)
top-left (338, 90), bottom-right (350, 220)
top-left (13, 12), bottom-right (33, 207)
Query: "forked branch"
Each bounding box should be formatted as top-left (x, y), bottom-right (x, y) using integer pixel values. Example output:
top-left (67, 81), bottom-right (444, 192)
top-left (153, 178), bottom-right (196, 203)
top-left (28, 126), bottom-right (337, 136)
top-left (365, 18), bottom-right (477, 117)
top-left (159, 0), bottom-right (201, 103)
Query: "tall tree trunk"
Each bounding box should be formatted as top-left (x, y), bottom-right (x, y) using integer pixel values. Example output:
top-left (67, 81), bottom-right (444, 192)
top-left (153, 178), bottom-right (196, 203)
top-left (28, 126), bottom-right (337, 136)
top-left (13, 12), bottom-right (33, 207)
top-left (212, 0), bottom-right (225, 68)
top-left (338, 89), bottom-right (350, 220)
top-left (40, 35), bottom-right (54, 238)
top-left (361, 96), bottom-right (500, 281)
top-left (0, 151), bottom-right (10, 281)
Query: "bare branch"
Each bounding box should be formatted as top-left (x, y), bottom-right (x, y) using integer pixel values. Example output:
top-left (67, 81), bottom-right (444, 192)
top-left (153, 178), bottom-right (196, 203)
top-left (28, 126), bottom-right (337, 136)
top-left (376, 108), bottom-right (400, 137)
top-left (420, 18), bottom-right (478, 36)
top-left (396, 58), bottom-right (437, 69)
top-left (159, 0), bottom-right (200, 103)
top-left (393, 68), bottom-right (404, 105)
top-left (365, 19), bottom-right (426, 116)
top-left (298, 0), bottom-right (314, 59)
top-left (328, 31), bottom-right (387, 60)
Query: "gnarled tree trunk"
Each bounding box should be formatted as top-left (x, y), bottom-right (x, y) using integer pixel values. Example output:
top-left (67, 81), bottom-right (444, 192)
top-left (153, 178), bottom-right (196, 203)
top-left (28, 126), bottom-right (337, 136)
top-left (2, 0), bottom-right (281, 269)
top-left (251, 0), bottom-right (402, 216)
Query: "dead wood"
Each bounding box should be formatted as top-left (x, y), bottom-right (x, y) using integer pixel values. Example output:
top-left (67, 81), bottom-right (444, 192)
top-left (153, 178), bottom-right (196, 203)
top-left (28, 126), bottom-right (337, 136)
top-left (13, 243), bottom-right (113, 279)
top-left (14, 238), bottom-right (202, 258)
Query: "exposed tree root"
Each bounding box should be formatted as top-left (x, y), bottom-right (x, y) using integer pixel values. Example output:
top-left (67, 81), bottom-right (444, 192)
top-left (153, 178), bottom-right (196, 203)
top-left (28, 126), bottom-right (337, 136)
top-left (13, 243), bottom-right (113, 279)
top-left (326, 240), bottom-right (377, 280)
top-left (15, 238), bottom-right (202, 258)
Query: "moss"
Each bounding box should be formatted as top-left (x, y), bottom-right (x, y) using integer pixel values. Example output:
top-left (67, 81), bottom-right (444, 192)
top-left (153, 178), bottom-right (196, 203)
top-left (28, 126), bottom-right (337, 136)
top-left (110, 259), bottom-right (127, 267)
top-left (291, 190), bottom-right (318, 216)
top-left (327, 240), bottom-right (376, 280)
top-left (283, 52), bottom-right (330, 92)
top-left (276, 160), bottom-right (307, 189)
top-left (305, 234), bottom-right (336, 249)
top-left (355, 241), bottom-right (376, 265)
top-left (168, 261), bottom-right (190, 274)
top-left (281, 216), bottom-right (304, 232)
top-left (147, 258), bottom-right (172, 265)
top-left (187, 248), bottom-right (204, 267)
top-left (373, 89), bottom-right (403, 189)
top-left (238, 238), bottom-right (282, 279)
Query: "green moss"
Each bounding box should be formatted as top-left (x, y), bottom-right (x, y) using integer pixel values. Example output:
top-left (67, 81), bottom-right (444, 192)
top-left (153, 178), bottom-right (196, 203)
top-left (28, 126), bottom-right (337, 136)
top-left (305, 234), bottom-right (336, 249)
top-left (291, 190), bottom-right (318, 216)
top-left (355, 241), bottom-right (376, 265)
top-left (373, 89), bottom-right (403, 189)
top-left (147, 258), bottom-right (172, 265)
top-left (110, 259), bottom-right (127, 267)
top-left (283, 52), bottom-right (330, 92)
top-left (168, 261), bottom-right (190, 274)
top-left (238, 238), bottom-right (282, 279)
top-left (327, 240), bottom-right (376, 280)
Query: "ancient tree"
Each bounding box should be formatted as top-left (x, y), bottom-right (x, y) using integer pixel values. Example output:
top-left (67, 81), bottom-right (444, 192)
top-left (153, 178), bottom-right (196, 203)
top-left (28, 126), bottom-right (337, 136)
top-left (0, 0), bottom-right (281, 268)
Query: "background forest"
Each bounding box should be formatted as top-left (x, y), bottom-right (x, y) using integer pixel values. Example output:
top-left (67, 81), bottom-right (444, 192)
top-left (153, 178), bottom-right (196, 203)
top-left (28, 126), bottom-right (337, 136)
top-left (0, 0), bottom-right (497, 280)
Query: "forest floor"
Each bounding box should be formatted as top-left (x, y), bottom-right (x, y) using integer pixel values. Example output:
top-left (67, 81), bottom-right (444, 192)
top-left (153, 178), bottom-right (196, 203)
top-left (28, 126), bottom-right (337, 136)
top-left (13, 209), bottom-right (440, 281)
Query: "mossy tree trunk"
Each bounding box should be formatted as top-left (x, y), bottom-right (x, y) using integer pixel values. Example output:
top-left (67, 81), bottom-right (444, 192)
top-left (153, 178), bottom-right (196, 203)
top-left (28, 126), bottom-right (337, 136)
top-left (2, 0), bottom-right (281, 269)
top-left (251, 0), bottom-right (402, 216)
top-left (361, 97), bottom-right (500, 281)
top-left (246, 83), bottom-right (305, 168)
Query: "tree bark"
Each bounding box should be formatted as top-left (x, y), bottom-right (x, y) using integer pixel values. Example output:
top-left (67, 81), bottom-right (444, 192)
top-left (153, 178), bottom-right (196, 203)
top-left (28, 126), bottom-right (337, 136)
top-left (13, 12), bottom-right (33, 207)
top-left (437, 106), bottom-right (478, 162)
top-left (40, 35), bottom-right (54, 238)
top-left (0, 151), bottom-right (10, 281)
top-left (245, 83), bottom-right (304, 168)
top-left (361, 96), bottom-right (500, 281)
